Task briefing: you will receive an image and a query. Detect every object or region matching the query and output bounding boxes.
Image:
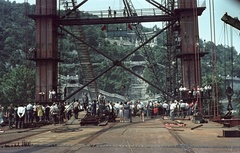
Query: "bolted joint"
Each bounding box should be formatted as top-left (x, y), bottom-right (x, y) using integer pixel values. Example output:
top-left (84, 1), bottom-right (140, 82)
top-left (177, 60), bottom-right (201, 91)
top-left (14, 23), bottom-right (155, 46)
top-left (113, 60), bottom-right (122, 66)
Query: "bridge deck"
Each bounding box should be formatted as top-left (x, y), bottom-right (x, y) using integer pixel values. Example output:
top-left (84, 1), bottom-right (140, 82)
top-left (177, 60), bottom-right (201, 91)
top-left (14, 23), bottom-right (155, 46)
top-left (0, 113), bottom-right (239, 153)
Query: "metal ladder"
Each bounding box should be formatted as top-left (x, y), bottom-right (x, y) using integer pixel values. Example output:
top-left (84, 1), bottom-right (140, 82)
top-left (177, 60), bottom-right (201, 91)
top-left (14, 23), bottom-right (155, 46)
top-left (160, 0), bottom-right (179, 98)
top-left (61, 0), bottom-right (99, 101)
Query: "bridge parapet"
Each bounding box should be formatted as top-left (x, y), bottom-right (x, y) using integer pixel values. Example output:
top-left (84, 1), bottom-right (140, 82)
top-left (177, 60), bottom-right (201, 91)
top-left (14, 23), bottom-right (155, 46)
top-left (83, 8), bottom-right (165, 19)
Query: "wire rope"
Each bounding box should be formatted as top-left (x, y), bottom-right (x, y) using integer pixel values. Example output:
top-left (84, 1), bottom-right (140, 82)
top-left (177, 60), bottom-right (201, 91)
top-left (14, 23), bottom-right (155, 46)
top-left (208, 0), bottom-right (214, 117)
top-left (192, 0), bottom-right (200, 89)
top-left (230, 27), bottom-right (234, 89)
top-left (217, 23), bottom-right (226, 47)
top-left (224, 23), bottom-right (227, 91)
top-left (209, 0), bottom-right (219, 117)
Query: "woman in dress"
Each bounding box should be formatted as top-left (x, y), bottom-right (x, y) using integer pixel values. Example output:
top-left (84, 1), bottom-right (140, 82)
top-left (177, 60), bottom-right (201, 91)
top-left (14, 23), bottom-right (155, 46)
top-left (118, 102), bottom-right (124, 122)
top-left (37, 104), bottom-right (43, 121)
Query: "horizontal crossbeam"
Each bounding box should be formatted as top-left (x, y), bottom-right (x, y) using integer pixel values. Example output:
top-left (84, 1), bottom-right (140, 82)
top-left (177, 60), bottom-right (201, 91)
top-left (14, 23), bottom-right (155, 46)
top-left (57, 15), bottom-right (176, 26)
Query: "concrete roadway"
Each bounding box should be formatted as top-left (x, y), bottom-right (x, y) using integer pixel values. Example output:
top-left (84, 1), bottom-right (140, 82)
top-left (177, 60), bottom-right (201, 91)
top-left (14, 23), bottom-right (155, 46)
top-left (0, 113), bottom-right (240, 153)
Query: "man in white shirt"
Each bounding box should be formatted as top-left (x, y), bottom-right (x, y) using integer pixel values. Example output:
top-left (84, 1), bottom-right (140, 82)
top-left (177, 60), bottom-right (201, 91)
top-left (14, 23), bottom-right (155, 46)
top-left (137, 101), bottom-right (145, 122)
top-left (170, 101), bottom-right (176, 121)
top-left (114, 102), bottom-right (120, 117)
top-left (162, 101), bottom-right (169, 116)
top-left (49, 89), bottom-right (56, 101)
top-left (180, 100), bottom-right (188, 118)
top-left (33, 104), bottom-right (37, 122)
top-left (17, 104), bottom-right (26, 129)
top-left (65, 102), bottom-right (72, 120)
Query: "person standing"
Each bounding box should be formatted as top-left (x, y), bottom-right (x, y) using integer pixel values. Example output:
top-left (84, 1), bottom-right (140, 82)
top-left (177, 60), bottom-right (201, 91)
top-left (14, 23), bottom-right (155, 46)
top-left (6, 104), bottom-right (15, 129)
top-left (82, 93), bottom-right (89, 111)
top-left (114, 10), bottom-right (117, 18)
top-left (109, 102), bottom-right (115, 122)
top-left (189, 100), bottom-right (194, 115)
top-left (114, 102), bottom-right (120, 117)
top-left (176, 101), bottom-right (181, 117)
top-left (170, 101), bottom-right (176, 121)
top-left (123, 102), bottom-right (130, 122)
top-left (17, 104), bottom-right (26, 129)
top-left (14, 105), bottom-right (19, 129)
top-left (64, 102), bottom-right (72, 120)
top-left (37, 103), bottom-right (43, 122)
top-left (73, 100), bottom-right (79, 119)
top-left (108, 6), bottom-right (112, 17)
top-left (98, 95), bottom-right (105, 117)
top-left (147, 101), bottom-right (153, 118)
top-left (180, 100), bottom-right (186, 118)
top-left (33, 103), bottom-right (38, 122)
top-left (129, 102), bottom-right (132, 122)
top-left (123, 7), bottom-right (126, 17)
top-left (26, 102), bottom-right (33, 123)
top-left (105, 102), bottom-right (110, 122)
top-left (91, 100), bottom-right (97, 116)
top-left (59, 102), bottom-right (65, 123)
top-left (133, 102), bottom-right (137, 117)
top-left (137, 101), bottom-right (145, 122)
top-left (158, 102), bottom-right (163, 116)
top-left (0, 105), bottom-right (4, 126)
top-left (49, 89), bottom-right (56, 101)
top-left (45, 104), bottom-right (50, 122)
top-left (50, 103), bottom-right (59, 125)
top-left (162, 101), bottom-right (169, 116)
top-left (118, 102), bottom-right (124, 122)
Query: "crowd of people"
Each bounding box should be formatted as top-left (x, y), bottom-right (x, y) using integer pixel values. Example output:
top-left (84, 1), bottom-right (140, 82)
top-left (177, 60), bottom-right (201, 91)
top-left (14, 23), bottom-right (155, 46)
top-left (0, 94), bottom-right (199, 129)
top-left (0, 102), bottom-right (77, 129)
top-left (88, 98), bottom-right (198, 122)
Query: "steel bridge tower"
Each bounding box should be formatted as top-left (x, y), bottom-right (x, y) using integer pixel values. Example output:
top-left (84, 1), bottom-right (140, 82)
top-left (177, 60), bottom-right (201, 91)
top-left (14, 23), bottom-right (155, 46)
top-left (175, 0), bottom-right (206, 112)
top-left (29, 0), bottom-right (60, 103)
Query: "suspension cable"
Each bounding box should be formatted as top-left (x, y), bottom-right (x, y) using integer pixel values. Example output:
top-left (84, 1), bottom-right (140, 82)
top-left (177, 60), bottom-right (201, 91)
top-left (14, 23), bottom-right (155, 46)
top-left (224, 23), bottom-right (227, 90)
top-left (209, 0), bottom-right (218, 117)
top-left (192, 0), bottom-right (200, 90)
top-left (230, 27), bottom-right (234, 89)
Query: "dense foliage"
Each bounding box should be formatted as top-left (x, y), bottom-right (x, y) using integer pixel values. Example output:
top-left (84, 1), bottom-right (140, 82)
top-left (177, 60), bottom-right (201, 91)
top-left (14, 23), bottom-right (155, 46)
top-left (0, 1), bottom-right (240, 115)
top-left (0, 65), bottom-right (35, 105)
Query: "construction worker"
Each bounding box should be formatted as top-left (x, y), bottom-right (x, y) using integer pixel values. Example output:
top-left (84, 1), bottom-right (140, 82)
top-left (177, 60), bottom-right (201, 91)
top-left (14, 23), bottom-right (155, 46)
top-left (108, 6), bottom-right (112, 17)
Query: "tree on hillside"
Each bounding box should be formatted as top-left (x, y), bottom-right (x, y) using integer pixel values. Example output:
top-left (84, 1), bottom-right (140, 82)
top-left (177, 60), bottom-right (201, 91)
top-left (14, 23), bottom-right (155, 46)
top-left (0, 66), bottom-right (35, 105)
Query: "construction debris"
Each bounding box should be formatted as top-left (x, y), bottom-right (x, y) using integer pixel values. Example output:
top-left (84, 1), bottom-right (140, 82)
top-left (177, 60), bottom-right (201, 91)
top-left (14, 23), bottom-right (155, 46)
top-left (223, 130), bottom-right (240, 137)
top-left (191, 124), bottom-right (203, 130)
top-left (192, 113), bottom-right (208, 124)
top-left (165, 120), bottom-right (186, 129)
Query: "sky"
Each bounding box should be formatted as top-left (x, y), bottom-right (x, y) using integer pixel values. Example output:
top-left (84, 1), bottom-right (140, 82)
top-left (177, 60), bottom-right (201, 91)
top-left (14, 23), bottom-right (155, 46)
top-left (198, 0), bottom-right (240, 53)
top-left (14, 0), bottom-right (240, 52)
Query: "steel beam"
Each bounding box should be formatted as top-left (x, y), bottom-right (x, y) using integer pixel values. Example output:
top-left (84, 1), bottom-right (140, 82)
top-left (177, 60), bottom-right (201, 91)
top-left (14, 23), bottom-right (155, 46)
top-left (57, 15), bottom-right (176, 26)
top-left (221, 13), bottom-right (240, 31)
